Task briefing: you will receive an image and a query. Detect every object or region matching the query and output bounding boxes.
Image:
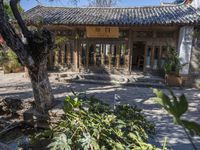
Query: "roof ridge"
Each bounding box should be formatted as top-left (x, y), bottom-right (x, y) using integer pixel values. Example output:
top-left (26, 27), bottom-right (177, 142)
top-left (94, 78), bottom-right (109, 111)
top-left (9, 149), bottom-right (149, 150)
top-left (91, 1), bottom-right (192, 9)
top-left (32, 4), bottom-right (191, 10)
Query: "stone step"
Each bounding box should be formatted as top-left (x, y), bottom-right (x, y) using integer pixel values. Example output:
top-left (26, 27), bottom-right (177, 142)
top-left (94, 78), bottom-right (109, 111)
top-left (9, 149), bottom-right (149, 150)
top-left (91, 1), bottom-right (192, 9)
top-left (56, 73), bottom-right (165, 88)
top-left (129, 76), bottom-right (164, 83)
top-left (72, 79), bottom-right (165, 88)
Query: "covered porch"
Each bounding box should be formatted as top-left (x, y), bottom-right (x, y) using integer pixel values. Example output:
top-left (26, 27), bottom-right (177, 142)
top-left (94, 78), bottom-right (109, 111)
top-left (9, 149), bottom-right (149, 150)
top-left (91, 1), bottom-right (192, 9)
top-left (47, 26), bottom-right (179, 75)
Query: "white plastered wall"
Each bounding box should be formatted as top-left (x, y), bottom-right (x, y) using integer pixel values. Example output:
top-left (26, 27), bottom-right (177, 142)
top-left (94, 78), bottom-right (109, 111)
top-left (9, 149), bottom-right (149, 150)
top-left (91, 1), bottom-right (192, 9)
top-left (192, 0), bottom-right (200, 9)
top-left (178, 26), bottom-right (194, 75)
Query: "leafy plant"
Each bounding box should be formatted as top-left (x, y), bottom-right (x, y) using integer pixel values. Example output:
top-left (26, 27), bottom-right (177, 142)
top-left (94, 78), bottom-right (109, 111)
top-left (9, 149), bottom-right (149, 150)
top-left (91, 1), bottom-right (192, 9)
top-left (32, 93), bottom-right (163, 150)
top-left (1, 49), bottom-right (22, 72)
top-left (4, 1), bottom-right (24, 20)
top-left (153, 89), bottom-right (200, 150)
top-left (162, 47), bottom-right (185, 74)
top-left (0, 49), bottom-right (8, 66)
top-left (55, 36), bottom-right (68, 46)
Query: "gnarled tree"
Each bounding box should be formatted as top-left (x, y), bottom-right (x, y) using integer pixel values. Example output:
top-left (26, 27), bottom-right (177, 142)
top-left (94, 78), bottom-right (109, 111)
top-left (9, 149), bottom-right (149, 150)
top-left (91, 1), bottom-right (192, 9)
top-left (0, 0), bottom-right (54, 113)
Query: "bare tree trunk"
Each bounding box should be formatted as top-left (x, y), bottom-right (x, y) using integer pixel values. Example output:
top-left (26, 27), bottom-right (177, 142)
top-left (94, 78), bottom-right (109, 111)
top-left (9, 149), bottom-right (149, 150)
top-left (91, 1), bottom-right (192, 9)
top-left (28, 58), bottom-right (54, 112)
top-left (0, 0), bottom-right (55, 113)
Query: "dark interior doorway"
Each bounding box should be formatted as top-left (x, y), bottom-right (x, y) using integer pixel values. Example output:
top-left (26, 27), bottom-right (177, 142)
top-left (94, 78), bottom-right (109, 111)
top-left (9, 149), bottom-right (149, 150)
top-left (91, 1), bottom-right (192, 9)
top-left (89, 44), bottom-right (95, 65)
top-left (132, 42), bottom-right (145, 71)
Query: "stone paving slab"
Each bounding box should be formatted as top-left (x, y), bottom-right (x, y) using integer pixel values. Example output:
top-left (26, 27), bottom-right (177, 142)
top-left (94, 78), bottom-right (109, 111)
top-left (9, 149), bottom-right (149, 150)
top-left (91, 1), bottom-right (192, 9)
top-left (0, 72), bottom-right (200, 150)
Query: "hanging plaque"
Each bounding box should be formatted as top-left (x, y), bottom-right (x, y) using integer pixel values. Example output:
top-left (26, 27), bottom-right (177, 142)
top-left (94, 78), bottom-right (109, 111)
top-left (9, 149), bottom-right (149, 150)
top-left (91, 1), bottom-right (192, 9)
top-left (86, 26), bottom-right (119, 38)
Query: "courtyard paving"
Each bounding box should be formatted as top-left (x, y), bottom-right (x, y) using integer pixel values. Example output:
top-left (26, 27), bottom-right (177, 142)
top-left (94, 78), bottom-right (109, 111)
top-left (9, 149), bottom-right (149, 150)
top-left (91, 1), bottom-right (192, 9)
top-left (0, 71), bottom-right (200, 149)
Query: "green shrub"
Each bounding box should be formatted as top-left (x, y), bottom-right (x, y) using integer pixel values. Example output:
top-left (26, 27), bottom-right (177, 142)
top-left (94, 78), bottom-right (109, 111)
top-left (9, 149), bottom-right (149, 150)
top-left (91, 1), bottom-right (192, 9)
top-left (32, 94), bottom-right (163, 150)
top-left (0, 49), bottom-right (8, 66)
top-left (1, 49), bottom-right (21, 72)
top-left (162, 47), bottom-right (183, 74)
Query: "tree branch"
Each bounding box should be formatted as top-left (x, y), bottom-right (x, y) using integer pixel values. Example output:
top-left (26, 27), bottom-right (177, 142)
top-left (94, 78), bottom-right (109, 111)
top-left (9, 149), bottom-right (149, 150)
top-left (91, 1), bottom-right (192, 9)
top-left (0, 0), bottom-right (34, 66)
top-left (10, 0), bottom-right (31, 38)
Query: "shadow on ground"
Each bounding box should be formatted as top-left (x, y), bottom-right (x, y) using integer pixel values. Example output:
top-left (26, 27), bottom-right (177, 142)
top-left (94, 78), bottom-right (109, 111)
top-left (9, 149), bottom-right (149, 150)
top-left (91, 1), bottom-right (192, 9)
top-left (0, 72), bottom-right (200, 150)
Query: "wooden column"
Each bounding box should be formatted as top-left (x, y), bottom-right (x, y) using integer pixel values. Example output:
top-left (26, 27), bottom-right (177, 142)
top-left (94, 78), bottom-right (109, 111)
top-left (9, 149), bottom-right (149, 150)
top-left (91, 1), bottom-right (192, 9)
top-left (86, 41), bottom-right (89, 69)
top-left (151, 45), bottom-right (155, 70)
top-left (77, 39), bottom-right (81, 69)
top-left (61, 44), bottom-right (65, 66)
top-left (143, 44), bottom-right (147, 72)
top-left (58, 46), bottom-right (61, 65)
top-left (93, 43), bottom-right (96, 66)
top-left (74, 39), bottom-right (78, 70)
top-left (65, 44), bottom-right (68, 66)
top-left (79, 42), bottom-right (82, 69)
top-left (128, 29), bottom-right (133, 73)
top-left (116, 44), bottom-right (120, 69)
top-left (67, 42), bottom-right (70, 65)
top-left (54, 51), bottom-right (58, 66)
top-left (158, 45), bottom-right (162, 69)
top-left (109, 44), bottom-right (112, 69)
top-left (101, 44), bottom-right (104, 66)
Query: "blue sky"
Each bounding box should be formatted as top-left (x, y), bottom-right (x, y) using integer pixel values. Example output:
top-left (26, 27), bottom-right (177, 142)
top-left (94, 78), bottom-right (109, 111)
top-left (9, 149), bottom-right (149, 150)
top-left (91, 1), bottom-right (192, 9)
top-left (20, 0), bottom-right (174, 11)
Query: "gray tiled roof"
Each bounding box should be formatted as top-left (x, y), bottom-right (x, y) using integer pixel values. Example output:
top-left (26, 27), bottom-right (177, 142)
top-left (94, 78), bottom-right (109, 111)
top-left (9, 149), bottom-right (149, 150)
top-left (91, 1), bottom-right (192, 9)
top-left (25, 5), bottom-right (200, 26)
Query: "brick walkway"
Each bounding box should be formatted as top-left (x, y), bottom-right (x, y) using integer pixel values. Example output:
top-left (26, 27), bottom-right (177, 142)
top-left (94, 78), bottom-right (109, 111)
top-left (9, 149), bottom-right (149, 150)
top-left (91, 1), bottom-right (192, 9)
top-left (0, 72), bottom-right (200, 149)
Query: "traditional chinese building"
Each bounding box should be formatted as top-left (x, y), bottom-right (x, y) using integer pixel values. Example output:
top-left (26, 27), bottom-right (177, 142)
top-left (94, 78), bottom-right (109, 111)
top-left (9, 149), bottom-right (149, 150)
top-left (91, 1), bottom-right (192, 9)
top-left (25, 0), bottom-right (200, 86)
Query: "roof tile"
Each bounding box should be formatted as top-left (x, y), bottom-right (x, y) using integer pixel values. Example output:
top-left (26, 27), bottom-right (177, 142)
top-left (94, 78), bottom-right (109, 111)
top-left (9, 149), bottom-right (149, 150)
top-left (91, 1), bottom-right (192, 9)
top-left (25, 5), bottom-right (200, 26)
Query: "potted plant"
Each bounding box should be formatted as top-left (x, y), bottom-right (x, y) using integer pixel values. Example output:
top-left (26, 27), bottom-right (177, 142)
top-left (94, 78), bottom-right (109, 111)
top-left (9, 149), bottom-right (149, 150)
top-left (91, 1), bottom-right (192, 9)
top-left (163, 47), bottom-right (185, 86)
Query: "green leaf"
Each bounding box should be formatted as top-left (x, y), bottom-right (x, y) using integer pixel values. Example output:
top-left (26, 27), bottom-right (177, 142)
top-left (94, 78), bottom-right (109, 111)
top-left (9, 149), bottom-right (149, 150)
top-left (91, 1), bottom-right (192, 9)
top-left (169, 89), bottom-right (178, 106)
top-left (153, 89), bottom-right (172, 111)
top-left (176, 95), bottom-right (188, 119)
top-left (47, 133), bottom-right (71, 150)
top-left (63, 96), bottom-right (81, 113)
top-left (36, 93), bottom-right (158, 150)
top-left (79, 133), bottom-right (100, 150)
top-left (113, 142), bottom-right (124, 150)
top-left (181, 120), bottom-right (200, 136)
top-left (153, 89), bottom-right (189, 124)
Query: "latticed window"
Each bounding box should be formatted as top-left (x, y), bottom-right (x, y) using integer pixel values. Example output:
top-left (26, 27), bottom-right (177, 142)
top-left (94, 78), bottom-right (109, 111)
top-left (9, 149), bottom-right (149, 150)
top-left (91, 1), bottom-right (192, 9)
top-left (78, 30), bottom-right (86, 38)
top-left (156, 32), bottom-right (174, 38)
top-left (136, 31), bottom-right (153, 38)
top-left (119, 30), bottom-right (129, 38)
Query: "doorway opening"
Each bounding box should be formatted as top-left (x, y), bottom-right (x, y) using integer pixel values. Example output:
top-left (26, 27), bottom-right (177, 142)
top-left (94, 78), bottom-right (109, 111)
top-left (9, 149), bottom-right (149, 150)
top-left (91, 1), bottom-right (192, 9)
top-left (132, 42), bottom-right (145, 71)
top-left (89, 44), bottom-right (95, 65)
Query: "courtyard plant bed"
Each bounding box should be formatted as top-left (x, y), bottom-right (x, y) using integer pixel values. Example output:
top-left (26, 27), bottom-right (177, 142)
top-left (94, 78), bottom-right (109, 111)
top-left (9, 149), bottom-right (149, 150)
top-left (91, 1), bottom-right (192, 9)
top-left (29, 93), bottom-right (160, 150)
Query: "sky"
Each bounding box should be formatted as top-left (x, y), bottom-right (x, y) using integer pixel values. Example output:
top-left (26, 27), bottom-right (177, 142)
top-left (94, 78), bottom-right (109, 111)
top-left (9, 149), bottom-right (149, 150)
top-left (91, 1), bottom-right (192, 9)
top-left (20, 0), bottom-right (175, 11)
